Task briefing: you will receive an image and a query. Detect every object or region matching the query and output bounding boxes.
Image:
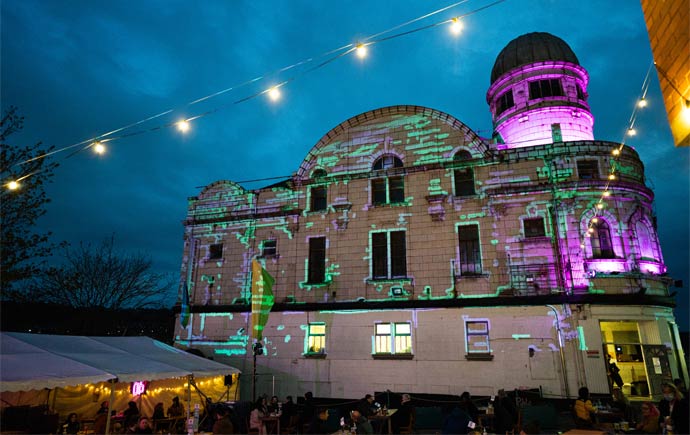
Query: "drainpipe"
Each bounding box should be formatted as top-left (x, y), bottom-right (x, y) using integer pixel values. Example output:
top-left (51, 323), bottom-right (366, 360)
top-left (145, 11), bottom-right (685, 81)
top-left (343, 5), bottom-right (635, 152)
top-left (547, 304), bottom-right (570, 398)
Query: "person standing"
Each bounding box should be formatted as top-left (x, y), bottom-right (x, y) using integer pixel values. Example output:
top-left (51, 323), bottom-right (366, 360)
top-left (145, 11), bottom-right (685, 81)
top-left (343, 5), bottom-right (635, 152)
top-left (607, 354), bottom-right (624, 389)
top-left (167, 396), bottom-right (184, 417)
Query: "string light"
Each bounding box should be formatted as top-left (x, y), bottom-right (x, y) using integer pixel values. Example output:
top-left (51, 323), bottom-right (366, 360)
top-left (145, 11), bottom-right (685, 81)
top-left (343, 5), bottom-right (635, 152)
top-left (267, 86), bottom-right (282, 102)
top-left (355, 43), bottom-right (368, 59)
top-left (612, 149), bottom-right (620, 156)
top-left (596, 203), bottom-right (605, 210)
top-left (608, 174), bottom-right (616, 181)
top-left (449, 17), bottom-right (463, 35)
top-left (7, 180), bottom-right (20, 190)
top-left (602, 191), bottom-right (611, 197)
top-left (176, 120), bottom-right (191, 133)
top-left (627, 127), bottom-right (636, 136)
top-left (637, 97), bottom-right (647, 108)
top-left (92, 141), bottom-right (106, 155)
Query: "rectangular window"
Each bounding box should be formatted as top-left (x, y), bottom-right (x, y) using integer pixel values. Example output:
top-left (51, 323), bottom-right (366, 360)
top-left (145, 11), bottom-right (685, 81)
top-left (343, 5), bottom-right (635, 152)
top-left (310, 186), bottom-right (327, 212)
top-left (375, 322), bottom-right (412, 355)
top-left (262, 239), bottom-right (277, 257)
top-left (466, 320), bottom-right (490, 354)
top-left (458, 225), bottom-right (481, 275)
top-left (496, 90), bottom-right (515, 115)
top-left (209, 243), bottom-right (223, 259)
top-left (578, 160), bottom-right (600, 180)
top-left (372, 231), bottom-right (407, 279)
top-left (372, 177), bottom-right (405, 205)
top-left (529, 79), bottom-right (564, 99)
top-left (307, 323), bottom-right (326, 355)
top-left (308, 237), bottom-right (326, 284)
top-left (454, 168), bottom-right (475, 196)
top-left (524, 217), bottom-right (546, 238)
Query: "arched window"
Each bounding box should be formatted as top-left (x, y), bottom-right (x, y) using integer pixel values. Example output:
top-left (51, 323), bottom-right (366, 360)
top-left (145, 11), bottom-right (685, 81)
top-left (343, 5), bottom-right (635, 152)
top-left (635, 221), bottom-right (660, 261)
top-left (372, 155), bottom-right (404, 205)
top-left (591, 220), bottom-right (614, 259)
top-left (454, 150), bottom-right (475, 196)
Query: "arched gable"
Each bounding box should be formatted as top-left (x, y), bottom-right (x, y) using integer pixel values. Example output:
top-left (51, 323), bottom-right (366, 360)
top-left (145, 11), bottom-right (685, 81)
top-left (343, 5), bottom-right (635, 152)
top-left (295, 105), bottom-right (490, 180)
top-left (198, 180), bottom-right (247, 199)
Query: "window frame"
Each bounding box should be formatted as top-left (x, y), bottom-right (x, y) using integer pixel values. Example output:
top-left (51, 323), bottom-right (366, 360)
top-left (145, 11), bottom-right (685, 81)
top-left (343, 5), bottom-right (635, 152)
top-left (371, 230), bottom-right (407, 280)
top-left (529, 78), bottom-right (564, 99)
top-left (591, 220), bottom-right (615, 259)
top-left (307, 237), bottom-right (326, 284)
top-left (457, 224), bottom-right (482, 276)
top-left (453, 151), bottom-right (475, 197)
top-left (496, 89), bottom-right (515, 116)
top-left (310, 185), bottom-right (328, 212)
top-left (523, 217), bottom-right (546, 238)
top-left (261, 239), bottom-right (277, 257)
top-left (465, 320), bottom-right (492, 359)
top-left (306, 322), bottom-right (326, 356)
top-left (374, 322), bottom-right (412, 356)
top-left (577, 160), bottom-right (600, 180)
top-left (209, 243), bottom-right (223, 260)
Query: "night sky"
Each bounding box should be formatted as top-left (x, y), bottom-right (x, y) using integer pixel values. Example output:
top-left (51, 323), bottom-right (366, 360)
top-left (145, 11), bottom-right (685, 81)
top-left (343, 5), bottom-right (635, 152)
top-left (2, 0), bottom-right (688, 330)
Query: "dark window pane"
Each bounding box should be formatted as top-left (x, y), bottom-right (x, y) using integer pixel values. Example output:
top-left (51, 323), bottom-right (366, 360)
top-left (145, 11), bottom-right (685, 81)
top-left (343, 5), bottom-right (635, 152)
top-left (372, 232), bottom-right (388, 279)
top-left (372, 179), bottom-right (387, 205)
top-left (262, 240), bottom-right (277, 257)
top-left (524, 217), bottom-right (546, 238)
top-left (454, 168), bottom-right (475, 196)
top-left (374, 155), bottom-right (403, 170)
top-left (209, 244), bottom-right (223, 259)
top-left (458, 225), bottom-right (481, 275)
top-left (578, 160), bottom-right (599, 180)
top-left (311, 186), bottom-right (327, 211)
top-left (390, 231), bottom-right (407, 277)
top-left (496, 90), bottom-right (514, 116)
top-left (389, 177), bottom-right (405, 203)
top-left (529, 79), bottom-right (563, 99)
top-left (308, 237), bottom-right (326, 283)
top-left (592, 221), bottom-right (615, 259)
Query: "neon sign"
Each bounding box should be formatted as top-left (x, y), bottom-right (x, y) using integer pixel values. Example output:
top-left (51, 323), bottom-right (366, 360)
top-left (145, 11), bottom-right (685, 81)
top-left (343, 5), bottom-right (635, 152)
top-left (130, 381), bottom-right (149, 396)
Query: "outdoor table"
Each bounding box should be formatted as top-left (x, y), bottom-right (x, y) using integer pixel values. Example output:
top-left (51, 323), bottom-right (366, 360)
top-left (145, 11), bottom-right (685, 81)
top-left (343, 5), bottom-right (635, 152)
top-left (261, 414), bottom-right (281, 435)
top-left (368, 408), bottom-right (397, 435)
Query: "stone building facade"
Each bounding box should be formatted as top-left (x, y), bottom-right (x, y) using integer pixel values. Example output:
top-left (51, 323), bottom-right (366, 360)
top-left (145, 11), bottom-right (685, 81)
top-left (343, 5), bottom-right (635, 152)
top-left (173, 33), bottom-right (687, 400)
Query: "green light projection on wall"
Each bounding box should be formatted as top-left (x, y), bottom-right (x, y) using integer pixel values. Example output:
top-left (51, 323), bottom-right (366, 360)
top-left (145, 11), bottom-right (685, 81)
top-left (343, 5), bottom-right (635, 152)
top-left (577, 326), bottom-right (588, 350)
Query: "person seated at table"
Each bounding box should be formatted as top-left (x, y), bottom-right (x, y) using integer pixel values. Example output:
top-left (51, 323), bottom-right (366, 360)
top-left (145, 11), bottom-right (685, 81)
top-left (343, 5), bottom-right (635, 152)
top-left (212, 406), bottom-right (235, 435)
top-left (459, 391), bottom-right (479, 422)
top-left (658, 382), bottom-right (689, 435)
top-left (391, 393), bottom-right (414, 433)
top-left (96, 401), bottom-right (109, 416)
top-left (635, 402), bottom-right (660, 434)
top-left (92, 412), bottom-right (108, 434)
top-left (306, 407), bottom-right (330, 434)
top-left (349, 409), bottom-right (374, 435)
top-left (152, 402), bottom-right (165, 420)
top-left (58, 412), bottom-right (80, 434)
top-left (573, 387), bottom-right (597, 428)
top-left (267, 395), bottom-right (281, 414)
top-left (127, 416), bottom-right (153, 434)
top-left (357, 394), bottom-right (376, 418)
top-left (123, 401), bottom-right (140, 428)
top-left (611, 387), bottom-right (634, 422)
top-left (250, 398), bottom-right (268, 435)
top-left (167, 396), bottom-right (184, 417)
top-left (441, 407), bottom-right (471, 435)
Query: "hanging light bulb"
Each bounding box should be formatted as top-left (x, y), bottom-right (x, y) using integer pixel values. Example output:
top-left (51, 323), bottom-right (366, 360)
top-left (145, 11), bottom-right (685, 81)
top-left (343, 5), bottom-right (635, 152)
top-left (7, 180), bottom-right (19, 191)
top-left (608, 173), bottom-right (616, 180)
top-left (355, 43), bottom-right (368, 59)
top-left (591, 217), bottom-right (599, 223)
top-left (603, 191), bottom-right (611, 197)
top-left (93, 141), bottom-right (106, 155)
top-left (580, 243), bottom-right (586, 248)
top-left (449, 18), bottom-right (463, 35)
top-left (176, 120), bottom-right (191, 133)
top-left (588, 227), bottom-right (595, 233)
top-left (612, 148), bottom-right (620, 156)
top-left (627, 127), bottom-right (636, 136)
top-left (637, 98), bottom-right (647, 108)
top-left (267, 86), bottom-right (281, 102)
top-left (597, 203), bottom-right (605, 209)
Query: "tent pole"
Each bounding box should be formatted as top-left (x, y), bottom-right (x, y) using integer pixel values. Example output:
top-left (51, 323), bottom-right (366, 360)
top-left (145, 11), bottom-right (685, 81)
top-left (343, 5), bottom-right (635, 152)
top-left (187, 375), bottom-right (192, 420)
top-left (51, 387), bottom-right (58, 412)
top-left (104, 380), bottom-right (115, 435)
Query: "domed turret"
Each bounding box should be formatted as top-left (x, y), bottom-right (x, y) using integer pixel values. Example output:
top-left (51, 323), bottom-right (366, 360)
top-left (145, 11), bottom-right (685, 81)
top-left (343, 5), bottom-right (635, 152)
top-left (486, 32), bottom-right (594, 148)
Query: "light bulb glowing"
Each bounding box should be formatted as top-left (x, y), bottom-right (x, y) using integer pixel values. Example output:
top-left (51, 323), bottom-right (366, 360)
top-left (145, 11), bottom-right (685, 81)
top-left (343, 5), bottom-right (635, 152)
top-left (268, 87), bottom-right (281, 102)
top-left (612, 149), bottom-right (620, 156)
top-left (597, 203), bottom-right (605, 209)
top-left (637, 98), bottom-right (647, 108)
top-left (7, 180), bottom-right (19, 190)
top-left (176, 120), bottom-right (191, 133)
top-left (603, 191), bottom-right (611, 197)
top-left (449, 18), bottom-right (463, 35)
top-left (588, 228), bottom-right (594, 233)
top-left (591, 217), bottom-right (599, 223)
top-left (608, 174), bottom-right (616, 180)
top-left (93, 142), bottom-right (106, 155)
top-left (355, 44), bottom-right (368, 59)
top-left (627, 127), bottom-right (636, 136)
top-left (682, 100), bottom-right (690, 124)
top-left (580, 244), bottom-right (586, 248)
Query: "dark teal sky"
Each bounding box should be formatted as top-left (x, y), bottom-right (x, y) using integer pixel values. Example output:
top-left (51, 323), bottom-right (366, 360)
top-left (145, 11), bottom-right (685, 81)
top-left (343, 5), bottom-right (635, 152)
top-left (1, 0), bottom-right (688, 329)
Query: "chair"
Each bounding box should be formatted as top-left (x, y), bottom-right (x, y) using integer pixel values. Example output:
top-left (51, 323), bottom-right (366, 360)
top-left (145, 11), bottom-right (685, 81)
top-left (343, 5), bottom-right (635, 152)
top-left (399, 409), bottom-right (415, 434)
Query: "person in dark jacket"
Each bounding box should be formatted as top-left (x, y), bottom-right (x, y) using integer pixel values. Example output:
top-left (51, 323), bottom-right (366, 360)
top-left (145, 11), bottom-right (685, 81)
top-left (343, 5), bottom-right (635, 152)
top-left (391, 393), bottom-right (414, 433)
top-left (212, 406), bottom-right (235, 435)
top-left (459, 391), bottom-right (479, 422)
top-left (306, 408), bottom-right (330, 434)
top-left (58, 413), bottom-right (80, 434)
top-left (658, 382), bottom-right (689, 435)
top-left (442, 407), bottom-right (471, 435)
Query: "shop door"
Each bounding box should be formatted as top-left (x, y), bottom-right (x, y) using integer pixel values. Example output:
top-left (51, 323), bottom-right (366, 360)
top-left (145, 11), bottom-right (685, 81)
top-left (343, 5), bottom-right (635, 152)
top-left (643, 345), bottom-right (673, 396)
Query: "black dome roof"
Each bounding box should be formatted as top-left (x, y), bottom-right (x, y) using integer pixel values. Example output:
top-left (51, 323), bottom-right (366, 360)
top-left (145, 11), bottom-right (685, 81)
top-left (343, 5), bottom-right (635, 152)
top-left (491, 32), bottom-right (579, 83)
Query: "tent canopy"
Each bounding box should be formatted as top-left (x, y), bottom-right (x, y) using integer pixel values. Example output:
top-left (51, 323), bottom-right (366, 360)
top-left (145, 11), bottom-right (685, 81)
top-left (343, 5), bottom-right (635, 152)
top-left (0, 332), bottom-right (240, 392)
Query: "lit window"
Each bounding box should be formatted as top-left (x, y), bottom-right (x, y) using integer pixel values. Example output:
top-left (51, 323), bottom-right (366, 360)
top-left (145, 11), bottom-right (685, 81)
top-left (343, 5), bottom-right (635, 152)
top-left (209, 244), bottom-right (223, 259)
top-left (591, 220), bottom-right (615, 259)
top-left (310, 186), bottom-right (327, 211)
top-left (465, 320), bottom-right (490, 354)
top-left (307, 237), bottom-right (326, 283)
top-left (529, 79), bottom-right (564, 99)
top-left (307, 323), bottom-right (326, 355)
top-left (372, 155), bottom-right (405, 205)
top-left (577, 160), bottom-right (600, 180)
top-left (453, 151), bottom-right (475, 197)
top-left (372, 231), bottom-right (407, 279)
top-left (524, 217), bottom-right (546, 238)
top-left (496, 89), bottom-right (514, 116)
top-left (262, 240), bottom-right (277, 257)
top-left (458, 225), bottom-right (481, 275)
top-left (375, 322), bottom-right (412, 355)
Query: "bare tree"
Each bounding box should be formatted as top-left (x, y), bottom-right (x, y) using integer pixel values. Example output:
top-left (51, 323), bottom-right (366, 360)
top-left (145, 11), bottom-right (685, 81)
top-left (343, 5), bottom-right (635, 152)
top-left (30, 237), bottom-right (172, 309)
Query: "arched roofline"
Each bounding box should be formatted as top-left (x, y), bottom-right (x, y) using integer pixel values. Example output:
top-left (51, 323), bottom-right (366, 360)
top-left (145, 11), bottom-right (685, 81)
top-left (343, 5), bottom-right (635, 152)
top-left (198, 180), bottom-right (247, 197)
top-left (295, 105), bottom-right (490, 179)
